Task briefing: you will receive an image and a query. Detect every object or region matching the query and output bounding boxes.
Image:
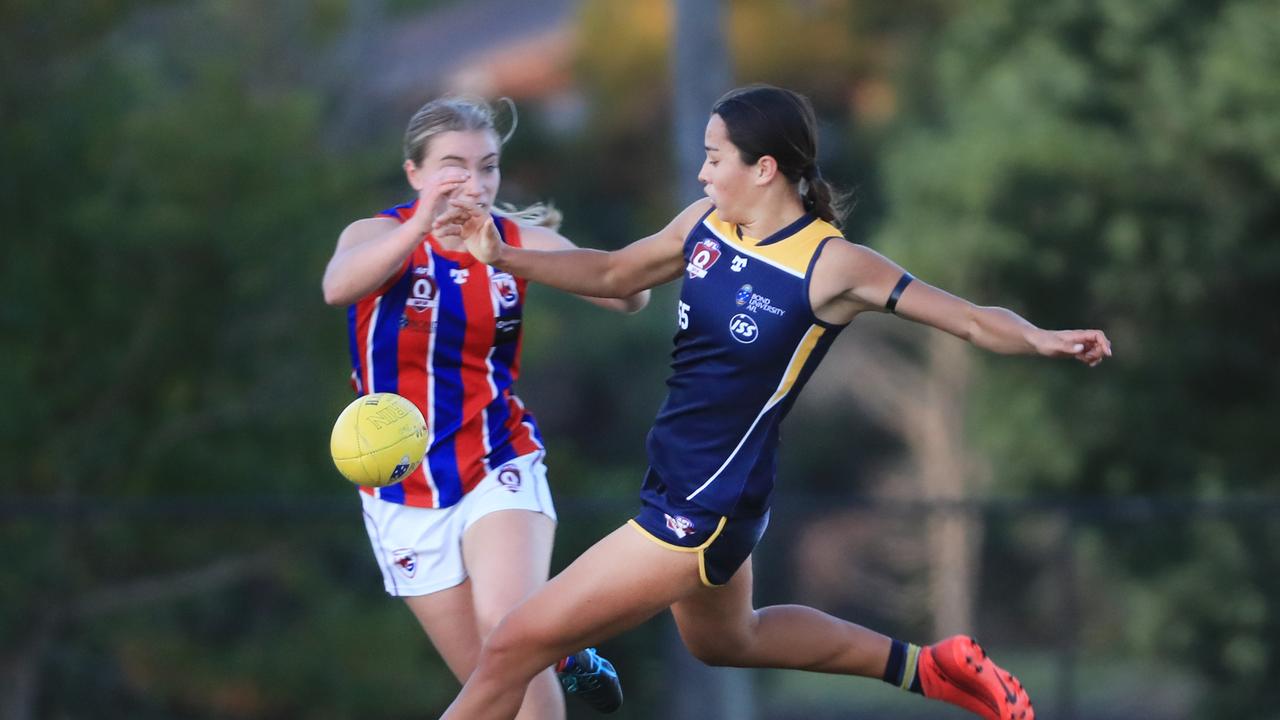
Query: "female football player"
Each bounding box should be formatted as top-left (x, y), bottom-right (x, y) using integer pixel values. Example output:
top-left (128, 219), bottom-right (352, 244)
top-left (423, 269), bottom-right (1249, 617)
top-left (434, 84), bottom-right (1112, 720)
top-left (323, 97), bottom-right (641, 718)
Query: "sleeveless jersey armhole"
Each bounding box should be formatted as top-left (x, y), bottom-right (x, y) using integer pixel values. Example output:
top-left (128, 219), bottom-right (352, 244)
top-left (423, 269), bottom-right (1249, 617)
top-left (683, 205), bottom-right (718, 254)
top-left (495, 215), bottom-right (523, 249)
top-left (360, 211), bottom-right (415, 303)
top-left (369, 256), bottom-right (414, 300)
top-left (803, 236), bottom-right (849, 330)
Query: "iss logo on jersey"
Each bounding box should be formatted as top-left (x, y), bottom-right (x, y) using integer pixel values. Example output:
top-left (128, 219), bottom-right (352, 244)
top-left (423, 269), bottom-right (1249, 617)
top-left (491, 272), bottom-right (520, 309)
top-left (665, 513), bottom-right (695, 539)
top-left (729, 313), bottom-right (759, 343)
top-left (686, 239), bottom-right (722, 279)
top-left (392, 548), bottom-right (418, 578)
top-left (497, 465), bottom-right (522, 493)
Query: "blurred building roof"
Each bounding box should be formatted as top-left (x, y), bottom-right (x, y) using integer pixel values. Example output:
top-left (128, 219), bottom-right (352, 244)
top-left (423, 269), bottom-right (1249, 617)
top-left (364, 0), bottom-right (578, 104)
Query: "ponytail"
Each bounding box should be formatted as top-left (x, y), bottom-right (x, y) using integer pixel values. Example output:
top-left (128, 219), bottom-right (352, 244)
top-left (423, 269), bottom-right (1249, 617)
top-left (714, 84), bottom-right (854, 228)
top-left (800, 165), bottom-right (853, 227)
top-left (493, 201), bottom-right (563, 231)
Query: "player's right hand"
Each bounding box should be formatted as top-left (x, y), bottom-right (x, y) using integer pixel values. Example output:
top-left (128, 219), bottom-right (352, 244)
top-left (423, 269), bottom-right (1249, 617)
top-left (1034, 328), bottom-right (1113, 367)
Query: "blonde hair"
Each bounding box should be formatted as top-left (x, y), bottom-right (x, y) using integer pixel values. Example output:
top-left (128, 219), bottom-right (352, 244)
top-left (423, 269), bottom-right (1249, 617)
top-left (404, 97), bottom-right (562, 231)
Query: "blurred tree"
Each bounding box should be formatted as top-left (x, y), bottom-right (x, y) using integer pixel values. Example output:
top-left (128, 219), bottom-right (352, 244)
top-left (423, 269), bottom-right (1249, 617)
top-left (873, 0), bottom-right (1280, 714)
top-left (0, 1), bottom-right (464, 717)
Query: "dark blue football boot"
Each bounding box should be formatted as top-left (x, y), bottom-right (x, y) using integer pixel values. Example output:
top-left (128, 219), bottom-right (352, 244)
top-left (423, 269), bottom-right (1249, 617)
top-left (556, 647), bottom-right (623, 713)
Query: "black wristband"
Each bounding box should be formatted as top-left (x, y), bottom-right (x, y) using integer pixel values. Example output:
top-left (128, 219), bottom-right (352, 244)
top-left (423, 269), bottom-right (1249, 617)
top-left (885, 272), bottom-right (914, 313)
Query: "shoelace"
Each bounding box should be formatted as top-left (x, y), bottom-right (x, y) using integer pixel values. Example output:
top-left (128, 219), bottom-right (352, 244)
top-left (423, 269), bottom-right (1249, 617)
top-left (564, 656), bottom-right (607, 692)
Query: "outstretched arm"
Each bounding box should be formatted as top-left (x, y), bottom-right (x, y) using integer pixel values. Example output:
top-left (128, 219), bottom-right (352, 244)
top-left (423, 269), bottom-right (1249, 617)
top-left (435, 198), bottom-right (711, 298)
top-left (517, 225), bottom-right (650, 313)
top-left (813, 241), bottom-right (1112, 366)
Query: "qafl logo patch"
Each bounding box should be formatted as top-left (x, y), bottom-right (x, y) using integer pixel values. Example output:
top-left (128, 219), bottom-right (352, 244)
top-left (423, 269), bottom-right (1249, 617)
top-left (497, 465), bottom-right (522, 492)
top-left (392, 548), bottom-right (418, 578)
top-left (686, 239), bottom-right (722, 279)
top-left (664, 513), bottom-right (695, 539)
top-left (407, 272), bottom-right (439, 312)
top-left (491, 272), bottom-right (520, 309)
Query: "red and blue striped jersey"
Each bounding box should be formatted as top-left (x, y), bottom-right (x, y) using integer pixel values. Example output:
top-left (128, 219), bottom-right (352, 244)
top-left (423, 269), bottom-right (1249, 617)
top-left (346, 200), bottom-right (544, 508)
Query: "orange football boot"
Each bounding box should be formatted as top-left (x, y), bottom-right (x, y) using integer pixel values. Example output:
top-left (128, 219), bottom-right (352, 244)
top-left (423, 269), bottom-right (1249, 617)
top-left (917, 635), bottom-right (1034, 720)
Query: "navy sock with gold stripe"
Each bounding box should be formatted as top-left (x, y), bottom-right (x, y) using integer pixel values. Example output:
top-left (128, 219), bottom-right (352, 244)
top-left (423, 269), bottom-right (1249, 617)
top-left (881, 639), bottom-right (925, 694)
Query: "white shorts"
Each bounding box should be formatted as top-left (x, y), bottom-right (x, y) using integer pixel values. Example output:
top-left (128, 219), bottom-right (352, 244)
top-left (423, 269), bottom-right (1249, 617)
top-left (360, 452), bottom-right (557, 597)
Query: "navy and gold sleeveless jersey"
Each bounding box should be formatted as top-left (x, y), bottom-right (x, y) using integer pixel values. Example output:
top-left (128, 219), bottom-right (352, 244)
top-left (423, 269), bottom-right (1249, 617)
top-left (643, 207), bottom-right (848, 519)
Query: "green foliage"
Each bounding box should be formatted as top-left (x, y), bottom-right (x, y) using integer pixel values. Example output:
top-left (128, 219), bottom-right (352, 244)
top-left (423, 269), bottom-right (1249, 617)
top-left (0, 2), bottom-right (415, 716)
top-left (875, 0), bottom-right (1280, 712)
top-left (3, 2), bottom-right (363, 499)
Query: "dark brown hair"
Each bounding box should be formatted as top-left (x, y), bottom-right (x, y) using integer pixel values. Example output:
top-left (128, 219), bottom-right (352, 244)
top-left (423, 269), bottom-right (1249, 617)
top-left (712, 84), bottom-right (850, 226)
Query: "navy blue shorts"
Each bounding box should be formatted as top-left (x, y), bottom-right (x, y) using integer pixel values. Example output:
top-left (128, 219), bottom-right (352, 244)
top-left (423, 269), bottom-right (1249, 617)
top-left (629, 477), bottom-right (769, 587)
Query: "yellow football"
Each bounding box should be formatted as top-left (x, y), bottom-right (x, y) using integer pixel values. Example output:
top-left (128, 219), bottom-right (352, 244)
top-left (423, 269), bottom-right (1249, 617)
top-left (330, 393), bottom-right (428, 488)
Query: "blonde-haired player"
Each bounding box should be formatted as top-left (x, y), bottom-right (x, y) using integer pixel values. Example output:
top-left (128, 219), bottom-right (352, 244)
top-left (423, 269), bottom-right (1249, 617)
top-left (323, 97), bottom-right (645, 717)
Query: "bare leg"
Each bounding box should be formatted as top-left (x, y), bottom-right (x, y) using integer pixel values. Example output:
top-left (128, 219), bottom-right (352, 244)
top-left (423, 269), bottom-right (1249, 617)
top-left (441, 523), bottom-right (708, 720)
top-left (403, 581), bottom-right (481, 682)
top-left (671, 556), bottom-right (892, 675)
top-left (462, 509), bottom-right (563, 720)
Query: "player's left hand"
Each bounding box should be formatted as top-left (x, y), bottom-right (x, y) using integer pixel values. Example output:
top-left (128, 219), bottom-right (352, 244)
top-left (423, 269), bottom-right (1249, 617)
top-left (1034, 329), bottom-right (1112, 367)
top-left (434, 199), bottom-right (504, 264)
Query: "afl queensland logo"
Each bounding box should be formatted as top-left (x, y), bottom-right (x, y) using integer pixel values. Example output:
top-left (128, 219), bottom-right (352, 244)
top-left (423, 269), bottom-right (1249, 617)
top-left (729, 313), bottom-right (759, 343)
top-left (491, 272), bottom-right (520, 309)
top-left (497, 465), bottom-right (522, 492)
top-left (686, 239), bottom-right (722, 279)
top-left (407, 270), bottom-right (439, 312)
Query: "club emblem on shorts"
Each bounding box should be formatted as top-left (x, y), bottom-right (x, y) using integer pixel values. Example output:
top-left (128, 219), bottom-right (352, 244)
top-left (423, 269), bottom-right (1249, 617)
top-left (497, 465), bottom-right (522, 492)
top-left (729, 313), bottom-right (759, 343)
top-left (686, 239), bottom-right (722, 279)
top-left (491, 272), bottom-right (520, 309)
top-left (392, 548), bottom-right (417, 578)
top-left (664, 513), bottom-right (695, 539)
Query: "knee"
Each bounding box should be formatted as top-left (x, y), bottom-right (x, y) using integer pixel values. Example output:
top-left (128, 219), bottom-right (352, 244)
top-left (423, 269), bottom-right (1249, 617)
top-left (681, 630), bottom-right (747, 667)
top-left (477, 614), bottom-right (559, 674)
top-left (473, 588), bottom-right (530, 640)
top-left (473, 605), bottom-right (506, 640)
top-left (480, 616), bottom-right (530, 663)
top-left (468, 622), bottom-right (524, 683)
